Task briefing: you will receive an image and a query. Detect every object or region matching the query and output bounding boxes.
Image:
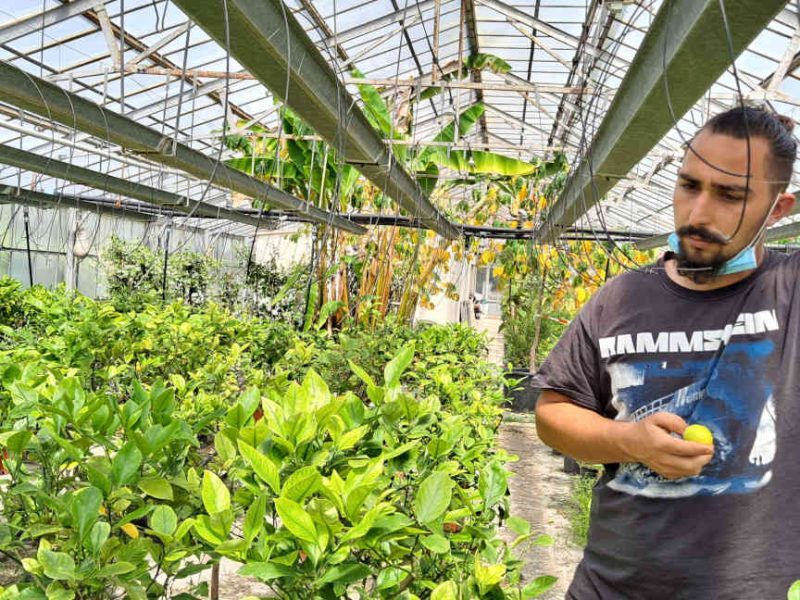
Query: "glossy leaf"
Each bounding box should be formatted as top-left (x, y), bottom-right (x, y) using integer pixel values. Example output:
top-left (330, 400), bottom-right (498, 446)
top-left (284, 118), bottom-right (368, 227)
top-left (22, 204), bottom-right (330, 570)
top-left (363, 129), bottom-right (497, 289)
top-left (201, 471), bottom-right (230, 515)
top-left (414, 471), bottom-right (453, 525)
top-left (274, 497), bottom-right (316, 543)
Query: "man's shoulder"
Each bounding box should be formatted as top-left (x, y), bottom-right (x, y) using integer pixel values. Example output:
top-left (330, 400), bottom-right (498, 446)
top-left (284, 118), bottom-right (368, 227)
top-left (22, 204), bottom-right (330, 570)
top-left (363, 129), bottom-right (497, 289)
top-left (590, 263), bottom-right (660, 302)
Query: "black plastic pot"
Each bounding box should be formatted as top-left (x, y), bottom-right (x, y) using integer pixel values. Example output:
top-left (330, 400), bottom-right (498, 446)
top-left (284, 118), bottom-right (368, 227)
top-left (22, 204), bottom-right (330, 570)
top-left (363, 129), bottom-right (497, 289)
top-left (504, 368), bottom-right (540, 412)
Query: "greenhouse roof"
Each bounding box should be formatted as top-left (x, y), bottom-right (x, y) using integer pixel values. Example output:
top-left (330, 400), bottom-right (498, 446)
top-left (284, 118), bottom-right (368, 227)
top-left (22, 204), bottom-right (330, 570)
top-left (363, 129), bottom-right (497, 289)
top-left (0, 1), bottom-right (799, 243)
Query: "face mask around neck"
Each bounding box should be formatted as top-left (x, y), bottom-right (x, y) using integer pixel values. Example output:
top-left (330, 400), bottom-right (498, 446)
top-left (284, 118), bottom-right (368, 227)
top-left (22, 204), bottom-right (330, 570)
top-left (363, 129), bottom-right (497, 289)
top-left (667, 232), bottom-right (758, 277)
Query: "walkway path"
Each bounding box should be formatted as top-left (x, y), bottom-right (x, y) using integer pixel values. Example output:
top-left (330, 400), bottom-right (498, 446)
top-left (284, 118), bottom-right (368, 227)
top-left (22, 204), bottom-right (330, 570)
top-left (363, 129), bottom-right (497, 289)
top-left (499, 420), bottom-right (585, 599)
top-left (472, 316), bottom-right (584, 598)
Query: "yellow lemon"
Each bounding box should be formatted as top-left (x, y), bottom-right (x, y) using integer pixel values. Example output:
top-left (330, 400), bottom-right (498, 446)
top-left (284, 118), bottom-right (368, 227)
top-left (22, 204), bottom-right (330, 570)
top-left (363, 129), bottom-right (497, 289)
top-left (683, 424), bottom-right (714, 446)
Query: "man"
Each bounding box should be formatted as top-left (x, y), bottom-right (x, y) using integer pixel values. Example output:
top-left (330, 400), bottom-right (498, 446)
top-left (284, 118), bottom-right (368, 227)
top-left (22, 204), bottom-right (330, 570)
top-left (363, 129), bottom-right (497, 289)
top-left (532, 106), bottom-right (799, 599)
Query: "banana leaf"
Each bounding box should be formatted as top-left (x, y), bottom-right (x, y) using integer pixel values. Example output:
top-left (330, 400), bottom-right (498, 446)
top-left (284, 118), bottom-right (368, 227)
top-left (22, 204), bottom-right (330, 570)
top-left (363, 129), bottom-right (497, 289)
top-left (351, 68), bottom-right (393, 139)
top-left (471, 151), bottom-right (538, 176)
top-left (432, 103), bottom-right (485, 143)
top-left (416, 162), bottom-right (439, 197)
top-left (420, 54), bottom-right (511, 101)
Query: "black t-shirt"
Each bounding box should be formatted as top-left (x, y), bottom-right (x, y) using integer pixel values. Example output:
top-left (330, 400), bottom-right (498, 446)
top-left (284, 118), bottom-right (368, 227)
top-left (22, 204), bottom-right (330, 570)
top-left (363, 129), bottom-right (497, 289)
top-left (532, 250), bottom-right (800, 599)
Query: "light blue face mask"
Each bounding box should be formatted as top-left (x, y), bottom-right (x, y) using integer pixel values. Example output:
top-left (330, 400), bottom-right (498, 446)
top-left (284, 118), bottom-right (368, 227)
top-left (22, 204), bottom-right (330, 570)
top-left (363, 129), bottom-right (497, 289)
top-left (667, 232), bottom-right (758, 276)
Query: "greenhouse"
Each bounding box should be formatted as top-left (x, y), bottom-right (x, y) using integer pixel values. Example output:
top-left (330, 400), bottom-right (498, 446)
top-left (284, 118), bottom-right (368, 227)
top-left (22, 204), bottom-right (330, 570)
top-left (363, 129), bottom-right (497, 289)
top-left (0, 0), bottom-right (798, 598)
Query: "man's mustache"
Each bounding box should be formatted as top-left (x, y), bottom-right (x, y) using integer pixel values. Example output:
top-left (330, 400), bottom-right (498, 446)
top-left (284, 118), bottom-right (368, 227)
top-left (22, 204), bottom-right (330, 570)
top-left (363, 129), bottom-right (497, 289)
top-left (676, 225), bottom-right (728, 245)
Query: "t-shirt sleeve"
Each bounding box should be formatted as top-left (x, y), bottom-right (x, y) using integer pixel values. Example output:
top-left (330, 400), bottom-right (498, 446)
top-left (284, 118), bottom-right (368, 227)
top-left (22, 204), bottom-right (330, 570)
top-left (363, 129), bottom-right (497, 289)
top-left (530, 304), bottom-right (604, 414)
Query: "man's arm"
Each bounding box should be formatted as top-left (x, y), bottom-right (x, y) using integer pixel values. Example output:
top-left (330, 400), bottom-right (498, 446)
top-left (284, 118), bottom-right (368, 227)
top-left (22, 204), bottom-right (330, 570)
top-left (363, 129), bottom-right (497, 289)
top-left (535, 389), bottom-right (714, 480)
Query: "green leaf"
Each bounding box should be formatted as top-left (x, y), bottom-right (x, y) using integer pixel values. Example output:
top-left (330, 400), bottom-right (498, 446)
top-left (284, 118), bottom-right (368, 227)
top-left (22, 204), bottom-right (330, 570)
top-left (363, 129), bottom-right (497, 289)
top-left (6, 430), bottom-right (31, 453)
top-left (174, 518), bottom-right (196, 541)
top-left (475, 557), bottom-right (506, 596)
top-left (431, 581), bottom-right (458, 600)
top-left (317, 562), bottom-right (371, 586)
top-left (149, 505), bottom-right (177, 537)
top-left (351, 68), bottom-right (393, 138)
top-left (479, 460), bottom-right (508, 511)
top-left (432, 103), bottom-right (485, 143)
top-left (506, 516), bottom-right (531, 536)
top-left (523, 575), bottom-right (558, 598)
top-left (97, 562), bottom-right (136, 577)
top-left (201, 471), bottom-right (230, 515)
top-left (281, 467), bottom-right (321, 502)
top-left (274, 497), bottom-right (316, 543)
top-left (137, 477), bottom-right (173, 501)
top-left (37, 548), bottom-right (75, 581)
top-left (243, 495), bottom-right (267, 543)
top-left (86, 521), bottom-right (110, 554)
top-left (421, 534), bottom-right (450, 554)
top-left (471, 150), bottom-right (538, 176)
top-left (414, 471), bottom-right (453, 525)
top-left (215, 431), bottom-right (237, 464)
top-left (71, 486), bottom-right (102, 543)
top-left (238, 441), bottom-right (280, 493)
top-left (384, 341), bottom-right (416, 388)
top-left (337, 425), bottom-right (368, 451)
top-left (238, 561), bottom-right (293, 581)
top-left (110, 442), bottom-right (143, 486)
top-left (789, 581), bottom-right (800, 600)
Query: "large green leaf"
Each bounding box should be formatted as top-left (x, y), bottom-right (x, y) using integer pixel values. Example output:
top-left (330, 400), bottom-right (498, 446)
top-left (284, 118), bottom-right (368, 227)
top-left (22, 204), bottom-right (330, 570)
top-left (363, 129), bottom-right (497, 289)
top-left (471, 151), bottom-right (538, 176)
top-left (110, 442), bottom-right (143, 487)
top-left (431, 103), bottom-right (485, 144)
top-left (789, 581), bottom-right (800, 600)
top-left (421, 534), bottom-right (450, 554)
top-left (414, 471), bottom-right (453, 525)
top-left (243, 495), bottom-right (267, 543)
top-left (384, 341), bottom-right (416, 388)
top-left (523, 575), bottom-right (559, 598)
top-left (149, 505), bottom-right (177, 537)
top-left (274, 497), bottom-right (317, 543)
top-left (87, 522), bottom-right (110, 554)
top-left (201, 471), bottom-right (230, 515)
top-left (37, 547), bottom-right (75, 581)
top-left (281, 466), bottom-right (321, 502)
top-left (352, 68), bottom-right (393, 138)
top-left (239, 561), bottom-right (294, 581)
top-left (71, 486), bottom-right (102, 543)
top-left (317, 562), bottom-right (371, 586)
top-left (479, 460), bottom-right (508, 511)
top-left (137, 477), bottom-right (173, 501)
top-left (430, 581), bottom-right (458, 600)
top-left (238, 441), bottom-right (280, 493)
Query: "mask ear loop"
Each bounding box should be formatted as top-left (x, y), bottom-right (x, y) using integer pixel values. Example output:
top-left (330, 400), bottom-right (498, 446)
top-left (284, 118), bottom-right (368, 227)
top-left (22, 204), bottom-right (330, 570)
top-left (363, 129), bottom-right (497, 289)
top-left (742, 192), bottom-right (784, 252)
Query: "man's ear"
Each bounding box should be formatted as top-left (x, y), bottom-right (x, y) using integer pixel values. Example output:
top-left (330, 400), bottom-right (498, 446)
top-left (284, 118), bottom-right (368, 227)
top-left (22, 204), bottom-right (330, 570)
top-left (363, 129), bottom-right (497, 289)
top-left (767, 191), bottom-right (796, 226)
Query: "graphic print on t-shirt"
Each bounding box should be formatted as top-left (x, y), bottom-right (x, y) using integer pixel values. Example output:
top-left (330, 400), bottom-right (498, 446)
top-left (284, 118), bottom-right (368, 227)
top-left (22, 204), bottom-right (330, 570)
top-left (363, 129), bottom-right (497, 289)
top-left (605, 339), bottom-right (776, 498)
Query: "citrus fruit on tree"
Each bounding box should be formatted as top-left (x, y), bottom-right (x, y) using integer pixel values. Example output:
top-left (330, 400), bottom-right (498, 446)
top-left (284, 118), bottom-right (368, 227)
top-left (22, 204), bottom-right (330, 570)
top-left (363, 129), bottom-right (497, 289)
top-left (683, 424), bottom-right (714, 446)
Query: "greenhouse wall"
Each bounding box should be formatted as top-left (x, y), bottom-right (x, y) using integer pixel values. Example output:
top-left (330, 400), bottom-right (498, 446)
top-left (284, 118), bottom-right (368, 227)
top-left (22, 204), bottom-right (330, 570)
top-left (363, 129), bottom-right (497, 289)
top-left (0, 201), bottom-right (250, 298)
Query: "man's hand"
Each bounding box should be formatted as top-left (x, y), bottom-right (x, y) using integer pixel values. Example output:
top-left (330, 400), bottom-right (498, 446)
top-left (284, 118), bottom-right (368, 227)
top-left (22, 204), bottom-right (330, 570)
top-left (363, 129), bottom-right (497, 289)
top-left (622, 412), bottom-right (714, 480)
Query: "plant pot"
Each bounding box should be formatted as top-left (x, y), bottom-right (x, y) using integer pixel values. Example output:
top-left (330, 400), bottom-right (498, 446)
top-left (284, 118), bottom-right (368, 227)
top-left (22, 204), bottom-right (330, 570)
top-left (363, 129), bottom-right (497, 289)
top-left (504, 368), bottom-right (539, 412)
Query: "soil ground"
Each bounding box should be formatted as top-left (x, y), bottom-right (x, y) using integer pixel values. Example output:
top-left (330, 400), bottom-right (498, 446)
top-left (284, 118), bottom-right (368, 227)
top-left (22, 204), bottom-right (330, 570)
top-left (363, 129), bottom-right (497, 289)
top-left (499, 417), bottom-right (585, 599)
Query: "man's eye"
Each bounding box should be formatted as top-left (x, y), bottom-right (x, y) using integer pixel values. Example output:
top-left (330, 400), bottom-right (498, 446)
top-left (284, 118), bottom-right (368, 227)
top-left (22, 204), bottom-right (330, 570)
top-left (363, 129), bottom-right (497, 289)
top-left (722, 193), bottom-right (744, 202)
top-left (679, 182), bottom-right (697, 190)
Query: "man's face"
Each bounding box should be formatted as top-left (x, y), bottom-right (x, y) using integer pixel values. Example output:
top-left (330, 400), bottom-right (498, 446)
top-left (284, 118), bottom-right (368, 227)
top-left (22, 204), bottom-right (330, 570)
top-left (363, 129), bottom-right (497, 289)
top-left (672, 130), bottom-right (777, 278)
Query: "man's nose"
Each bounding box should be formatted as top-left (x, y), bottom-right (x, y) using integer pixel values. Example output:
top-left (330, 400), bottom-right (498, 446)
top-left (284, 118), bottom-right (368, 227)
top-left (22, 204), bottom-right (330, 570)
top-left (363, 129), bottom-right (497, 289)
top-left (687, 189), bottom-right (716, 226)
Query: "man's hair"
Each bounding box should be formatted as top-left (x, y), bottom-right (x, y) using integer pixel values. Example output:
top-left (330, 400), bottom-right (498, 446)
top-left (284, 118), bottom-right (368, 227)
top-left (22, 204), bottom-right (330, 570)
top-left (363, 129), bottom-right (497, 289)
top-left (702, 106), bottom-right (797, 193)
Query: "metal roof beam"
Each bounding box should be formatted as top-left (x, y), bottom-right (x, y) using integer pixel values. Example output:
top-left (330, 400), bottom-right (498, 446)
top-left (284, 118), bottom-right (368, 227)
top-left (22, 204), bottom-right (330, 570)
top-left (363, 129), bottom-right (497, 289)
top-left (0, 143), bottom-right (270, 227)
top-left (323, 0), bottom-right (437, 46)
top-left (0, 0), bottom-right (108, 45)
top-left (172, 0), bottom-right (457, 239)
top-left (0, 61), bottom-right (365, 234)
top-left (534, 0), bottom-right (787, 243)
top-left (475, 0), bottom-right (627, 71)
top-left (0, 186), bottom-right (157, 222)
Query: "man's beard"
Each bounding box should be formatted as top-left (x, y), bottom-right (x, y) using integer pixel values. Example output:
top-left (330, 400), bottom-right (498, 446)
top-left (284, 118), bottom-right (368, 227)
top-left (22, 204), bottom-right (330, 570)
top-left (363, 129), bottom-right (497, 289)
top-left (673, 225), bottom-right (729, 284)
